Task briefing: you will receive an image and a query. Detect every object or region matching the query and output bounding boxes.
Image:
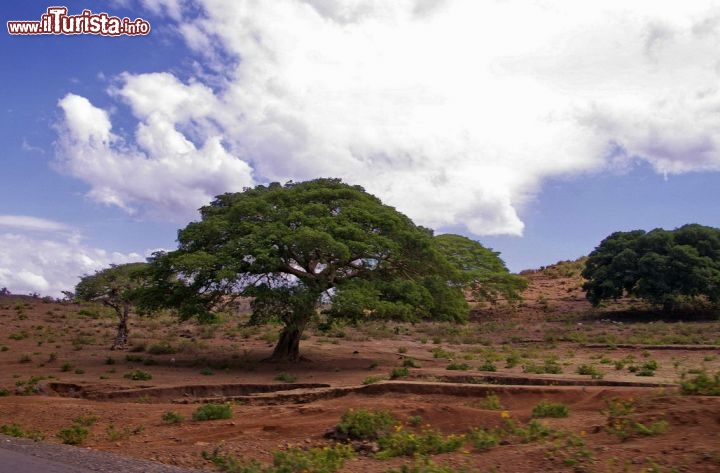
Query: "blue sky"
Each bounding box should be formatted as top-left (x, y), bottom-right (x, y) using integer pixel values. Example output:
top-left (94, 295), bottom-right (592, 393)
top-left (1, 1), bottom-right (719, 296)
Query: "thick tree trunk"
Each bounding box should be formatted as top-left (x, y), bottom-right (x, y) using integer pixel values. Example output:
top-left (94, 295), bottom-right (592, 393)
top-left (111, 304), bottom-right (130, 350)
top-left (268, 325), bottom-right (305, 362)
top-left (262, 287), bottom-right (321, 362)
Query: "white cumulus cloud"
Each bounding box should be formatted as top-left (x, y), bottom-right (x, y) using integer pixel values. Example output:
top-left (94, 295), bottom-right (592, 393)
top-left (0, 226), bottom-right (144, 298)
top-left (0, 215), bottom-right (72, 233)
top-left (55, 89), bottom-right (254, 220)
top-left (55, 0), bottom-right (720, 235)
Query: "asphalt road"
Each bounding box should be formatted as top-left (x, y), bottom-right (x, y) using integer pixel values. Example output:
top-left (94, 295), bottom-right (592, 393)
top-left (0, 435), bottom-right (206, 473)
top-left (0, 447), bottom-right (94, 473)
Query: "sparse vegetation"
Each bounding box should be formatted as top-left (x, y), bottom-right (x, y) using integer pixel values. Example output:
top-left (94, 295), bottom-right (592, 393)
top-left (274, 372), bottom-right (297, 383)
top-left (523, 359), bottom-right (562, 375)
top-left (362, 375), bottom-right (386, 385)
top-left (1, 248), bottom-right (720, 473)
top-left (162, 411), bottom-right (185, 424)
top-left (468, 427), bottom-right (501, 450)
top-left (123, 369), bottom-right (152, 381)
top-left (532, 400), bottom-right (569, 418)
top-left (106, 424), bottom-right (144, 441)
top-left (390, 367), bottom-right (410, 379)
top-left (0, 423), bottom-right (44, 441)
top-left (203, 443), bottom-right (355, 473)
top-left (336, 408), bottom-right (396, 440)
top-left (57, 422), bottom-right (91, 445)
top-left (576, 364), bottom-right (603, 379)
top-left (376, 426), bottom-right (465, 459)
top-left (148, 341), bottom-right (176, 355)
top-left (402, 357), bottom-right (420, 368)
top-left (14, 375), bottom-right (45, 395)
top-left (681, 371), bottom-right (720, 395)
top-left (478, 393), bottom-right (504, 410)
top-left (386, 458), bottom-right (479, 473)
top-left (192, 403), bottom-right (233, 421)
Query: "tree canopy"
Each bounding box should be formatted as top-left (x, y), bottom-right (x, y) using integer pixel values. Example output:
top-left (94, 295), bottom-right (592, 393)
top-left (582, 224), bottom-right (720, 311)
top-left (142, 178), bottom-right (518, 361)
top-left (75, 262), bottom-right (148, 349)
top-left (434, 234), bottom-right (528, 303)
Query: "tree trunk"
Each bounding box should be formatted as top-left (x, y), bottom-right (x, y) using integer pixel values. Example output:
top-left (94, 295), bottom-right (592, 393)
top-left (268, 325), bottom-right (305, 362)
top-left (263, 287), bottom-right (320, 362)
top-left (111, 304), bottom-right (130, 350)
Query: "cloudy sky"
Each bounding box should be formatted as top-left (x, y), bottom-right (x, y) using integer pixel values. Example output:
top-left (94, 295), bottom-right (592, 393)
top-left (2, 0), bottom-right (720, 296)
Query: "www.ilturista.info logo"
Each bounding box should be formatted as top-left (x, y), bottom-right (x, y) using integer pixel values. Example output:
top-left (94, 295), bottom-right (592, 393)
top-left (7, 7), bottom-right (150, 36)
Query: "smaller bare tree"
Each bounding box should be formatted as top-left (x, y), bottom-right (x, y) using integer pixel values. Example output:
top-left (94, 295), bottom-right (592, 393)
top-left (75, 262), bottom-right (147, 350)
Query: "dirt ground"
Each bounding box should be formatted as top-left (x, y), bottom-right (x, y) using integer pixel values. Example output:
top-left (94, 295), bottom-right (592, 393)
top-left (1, 264), bottom-right (720, 472)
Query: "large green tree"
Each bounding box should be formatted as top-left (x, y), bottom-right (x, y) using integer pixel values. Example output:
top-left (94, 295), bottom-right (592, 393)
top-left (75, 262), bottom-right (148, 349)
top-left (434, 234), bottom-right (527, 303)
top-left (143, 179), bottom-right (469, 361)
top-left (582, 224), bottom-right (720, 311)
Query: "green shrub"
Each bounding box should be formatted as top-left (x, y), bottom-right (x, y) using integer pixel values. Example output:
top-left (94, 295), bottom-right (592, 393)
top-left (430, 347), bottom-right (455, 359)
top-left (162, 411), bottom-right (184, 424)
top-left (336, 408), bottom-right (396, 440)
top-left (531, 400), bottom-right (569, 418)
top-left (376, 427), bottom-right (465, 458)
top-left (478, 360), bottom-right (497, 372)
top-left (9, 331), bottom-right (28, 340)
top-left (274, 372), bottom-right (297, 383)
top-left (386, 458), bottom-right (479, 473)
top-left (272, 444), bottom-right (354, 473)
top-left (508, 419), bottom-right (556, 443)
top-left (505, 353), bottom-right (520, 368)
top-left (446, 362), bottom-right (470, 371)
top-left (479, 393), bottom-right (503, 410)
top-left (0, 423), bottom-right (44, 441)
top-left (603, 397), bottom-right (636, 417)
top-left (635, 420), bottom-right (668, 436)
top-left (402, 358), bottom-right (420, 368)
top-left (14, 375), bottom-right (46, 395)
top-left (606, 418), bottom-right (669, 441)
top-left (1, 423), bottom-right (25, 438)
top-left (362, 375), bottom-right (386, 385)
top-left (147, 342), bottom-right (176, 355)
top-left (468, 427), bottom-right (500, 450)
top-left (635, 360), bottom-right (659, 377)
top-left (203, 444), bottom-right (354, 473)
top-left (681, 371), bottom-right (720, 395)
top-left (57, 425), bottom-right (89, 445)
top-left (106, 424), bottom-right (143, 441)
top-left (192, 403), bottom-right (233, 421)
top-left (523, 359), bottom-right (562, 375)
top-left (124, 370), bottom-right (152, 381)
top-left (576, 364), bottom-right (603, 379)
top-left (407, 415), bottom-right (423, 427)
top-left (390, 367), bottom-right (410, 379)
top-left (72, 415), bottom-right (98, 427)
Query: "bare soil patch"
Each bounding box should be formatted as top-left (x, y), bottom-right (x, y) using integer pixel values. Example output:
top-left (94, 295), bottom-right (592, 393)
top-left (1, 268), bottom-right (720, 472)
